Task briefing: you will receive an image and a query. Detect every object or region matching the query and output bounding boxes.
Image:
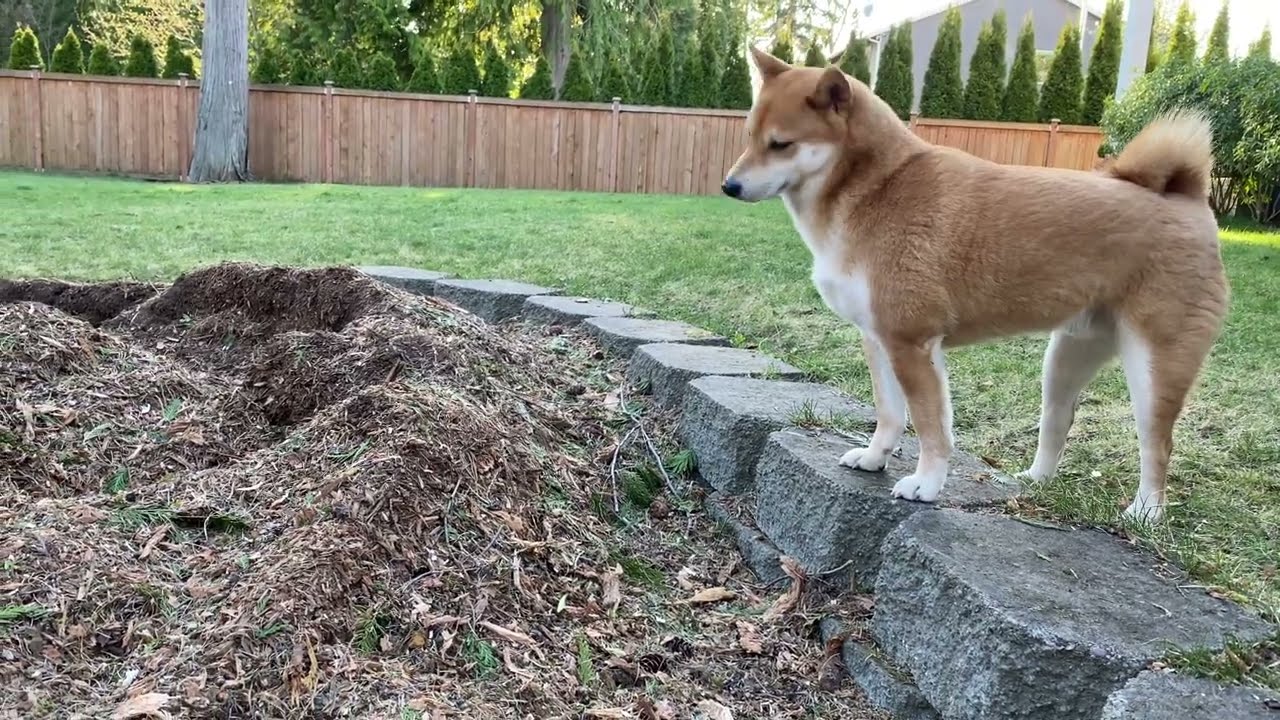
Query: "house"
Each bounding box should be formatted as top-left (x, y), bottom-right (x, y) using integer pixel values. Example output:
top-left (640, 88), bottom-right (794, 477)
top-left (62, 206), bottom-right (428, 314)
top-left (860, 0), bottom-right (1103, 112)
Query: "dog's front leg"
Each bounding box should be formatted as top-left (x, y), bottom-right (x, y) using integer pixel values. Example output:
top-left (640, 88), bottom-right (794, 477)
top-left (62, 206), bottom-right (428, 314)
top-left (884, 337), bottom-right (952, 502)
top-left (840, 334), bottom-right (905, 471)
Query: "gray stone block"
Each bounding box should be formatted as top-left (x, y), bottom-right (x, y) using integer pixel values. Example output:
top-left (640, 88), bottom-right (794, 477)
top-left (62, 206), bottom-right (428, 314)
top-left (584, 317), bottom-right (728, 357)
top-left (818, 618), bottom-right (940, 720)
top-left (521, 295), bottom-right (645, 327)
top-left (680, 376), bottom-right (875, 494)
top-left (626, 343), bottom-right (804, 409)
top-left (1102, 670), bottom-right (1280, 719)
top-left (754, 430), bottom-right (1015, 587)
top-left (356, 266), bottom-right (450, 295)
top-left (704, 493), bottom-right (787, 587)
top-left (872, 509), bottom-right (1277, 720)
top-left (433, 278), bottom-right (555, 323)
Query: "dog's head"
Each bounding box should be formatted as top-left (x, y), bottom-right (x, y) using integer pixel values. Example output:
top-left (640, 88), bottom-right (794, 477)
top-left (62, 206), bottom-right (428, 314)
top-left (722, 47), bottom-right (885, 203)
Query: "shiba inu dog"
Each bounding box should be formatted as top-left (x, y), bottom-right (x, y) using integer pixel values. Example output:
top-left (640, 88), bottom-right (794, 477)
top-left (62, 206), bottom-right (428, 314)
top-left (722, 47), bottom-right (1228, 523)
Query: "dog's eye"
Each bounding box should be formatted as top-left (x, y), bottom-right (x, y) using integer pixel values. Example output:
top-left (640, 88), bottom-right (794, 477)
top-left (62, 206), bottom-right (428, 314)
top-left (768, 139), bottom-right (793, 151)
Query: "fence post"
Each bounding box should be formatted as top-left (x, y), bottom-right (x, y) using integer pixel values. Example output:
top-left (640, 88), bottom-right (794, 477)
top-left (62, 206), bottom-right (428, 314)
top-left (465, 90), bottom-right (478, 188)
top-left (909, 112), bottom-right (919, 132)
top-left (29, 67), bottom-right (44, 172)
top-left (323, 81), bottom-right (335, 184)
top-left (609, 97), bottom-right (621, 193)
top-left (178, 73), bottom-right (189, 181)
top-left (1044, 119), bottom-right (1061, 167)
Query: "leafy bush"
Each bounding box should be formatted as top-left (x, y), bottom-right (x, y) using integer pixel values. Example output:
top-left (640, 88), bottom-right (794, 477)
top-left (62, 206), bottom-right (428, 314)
top-left (87, 43), bottom-right (119, 76)
top-left (8, 25), bottom-right (42, 71)
top-left (1002, 15), bottom-right (1039, 121)
top-left (51, 28), bottom-right (84, 74)
top-left (124, 34), bottom-right (159, 78)
top-left (920, 6), bottom-right (964, 118)
top-left (1038, 25), bottom-right (1082, 123)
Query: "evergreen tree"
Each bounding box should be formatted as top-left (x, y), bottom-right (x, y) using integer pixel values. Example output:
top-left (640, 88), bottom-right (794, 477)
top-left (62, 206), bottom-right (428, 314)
top-left (721, 45), bottom-right (752, 109)
top-left (838, 33), bottom-right (871, 84)
top-left (364, 52), bottom-right (400, 91)
top-left (641, 25), bottom-right (677, 105)
top-left (598, 53), bottom-right (629, 101)
top-left (330, 48), bottom-right (362, 87)
top-left (406, 52), bottom-right (439, 93)
top-left (803, 44), bottom-right (826, 67)
top-left (559, 51), bottom-right (594, 102)
top-left (1203, 1), bottom-right (1230, 64)
top-left (251, 45), bottom-right (286, 84)
top-left (290, 50), bottom-right (324, 86)
top-left (87, 43), bottom-right (119, 76)
top-left (51, 28), bottom-right (84, 74)
top-left (124, 35), bottom-right (159, 78)
top-left (920, 6), bottom-right (964, 118)
top-left (8, 25), bottom-right (42, 71)
top-left (1248, 26), bottom-right (1272, 60)
top-left (677, 35), bottom-right (708, 106)
top-left (520, 54), bottom-right (554, 100)
top-left (1082, 0), bottom-right (1124, 125)
top-left (1146, 17), bottom-right (1165, 72)
top-left (769, 35), bottom-right (794, 64)
top-left (1038, 25), bottom-right (1083, 123)
top-left (963, 11), bottom-right (1007, 121)
top-left (161, 35), bottom-right (194, 79)
top-left (479, 44), bottom-right (511, 98)
top-left (1003, 15), bottom-right (1039, 121)
top-left (697, 7), bottom-right (725, 106)
top-left (875, 24), bottom-right (913, 119)
top-left (1167, 2), bottom-right (1197, 66)
top-left (440, 46), bottom-right (481, 95)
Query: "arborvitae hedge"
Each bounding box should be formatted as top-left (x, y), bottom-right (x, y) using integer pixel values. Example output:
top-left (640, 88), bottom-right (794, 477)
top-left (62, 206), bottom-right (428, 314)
top-left (8, 25), bottom-right (42, 71)
top-left (124, 34), bottom-right (159, 78)
top-left (87, 42), bottom-right (119, 76)
top-left (330, 48), bottom-right (362, 87)
top-left (920, 6), bottom-right (964, 118)
top-left (676, 35), bottom-right (707, 106)
top-left (802, 44), bottom-right (825, 67)
top-left (1248, 27), bottom-right (1272, 60)
top-left (440, 46), bottom-right (481, 95)
top-left (1038, 24), bottom-right (1083, 123)
top-left (963, 11), bottom-right (1007, 121)
top-left (520, 54), bottom-right (553, 99)
top-left (479, 44), bottom-right (511, 97)
top-left (875, 24), bottom-right (913, 119)
top-left (1203, 1), bottom-right (1230, 64)
top-left (162, 35), bottom-right (195, 79)
top-left (406, 53), bottom-right (439, 93)
top-left (51, 28), bottom-right (84, 74)
top-left (251, 45), bottom-right (286, 84)
top-left (769, 36), bottom-right (794, 64)
top-left (1082, 0), bottom-right (1124, 125)
top-left (559, 51), bottom-right (594, 102)
top-left (721, 44), bottom-right (752, 109)
top-left (697, 11), bottom-right (724, 106)
top-left (1167, 2), bottom-right (1197, 66)
top-left (838, 33), bottom-right (870, 84)
top-left (597, 53), bottom-right (628, 101)
top-left (364, 52), bottom-right (400, 91)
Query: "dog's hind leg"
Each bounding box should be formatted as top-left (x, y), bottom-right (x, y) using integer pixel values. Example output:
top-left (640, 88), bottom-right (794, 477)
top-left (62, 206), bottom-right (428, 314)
top-left (1116, 317), bottom-right (1216, 524)
top-left (881, 336), bottom-right (952, 503)
top-left (1023, 315), bottom-right (1117, 482)
top-left (840, 333), bottom-right (906, 472)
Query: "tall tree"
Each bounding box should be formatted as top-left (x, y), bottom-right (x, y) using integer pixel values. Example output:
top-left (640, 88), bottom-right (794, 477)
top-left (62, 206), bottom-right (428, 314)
top-left (837, 31), bottom-right (870, 84)
top-left (1203, 1), bottom-right (1230, 64)
top-left (875, 24), bottom-right (913, 119)
top-left (696, 4), bottom-right (725, 107)
top-left (1003, 15), bottom-right (1038, 121)
top-left (51, 27), bottom-right (83, 73)
top-left (1248, 26), bottom-right (1272, 60)
top-left (920, 6), bottom-right (963, 118)
top-left (963, 11), bottom-right (1006, 121)
top-left (87, 41), bottom-right (119, 75)
top-left (1038, 24), bottom-right (1083, 123)
top-left (125, 34), bottom-right (160, 77)
top-left (1166, 1), bottom-right (1197, 66)
top-left (721, 44), bottom-right (752, 109)
top-left (8, 25), bottom-right (43, 70)
top-left (677, 33), bottom-right (707, 106)
top-left (1081, 0), bottom-right (1123, 125)
top-left (189, 0), bottom-right (250, 182)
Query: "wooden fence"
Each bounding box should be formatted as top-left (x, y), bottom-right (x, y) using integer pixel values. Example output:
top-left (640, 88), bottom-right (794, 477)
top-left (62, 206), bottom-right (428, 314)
top-left (0, 70), bottom-right (1105, 194)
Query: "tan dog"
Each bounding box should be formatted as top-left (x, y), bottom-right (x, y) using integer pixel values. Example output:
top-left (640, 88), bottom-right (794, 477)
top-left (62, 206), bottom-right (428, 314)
top-left (723, 48), bottom-right (1229, 523)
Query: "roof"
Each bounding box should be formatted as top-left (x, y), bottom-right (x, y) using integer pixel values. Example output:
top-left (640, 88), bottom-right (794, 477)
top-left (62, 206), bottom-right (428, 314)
top-left (861, 0), bottom-right (1103, 38)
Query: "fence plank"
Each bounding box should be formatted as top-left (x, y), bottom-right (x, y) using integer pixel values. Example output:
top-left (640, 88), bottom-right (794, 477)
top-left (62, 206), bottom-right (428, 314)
top-left (0, 72), bottom-right (1106, 192)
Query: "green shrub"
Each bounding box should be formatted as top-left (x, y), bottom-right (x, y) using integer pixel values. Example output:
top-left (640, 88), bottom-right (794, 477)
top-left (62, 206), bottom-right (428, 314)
top-left (8, 25), bottom-right (42, 71)
top-left (406, 52), bottom-right (438, 93)
top-left (1002, 15), bottom-right (1039, 121)
top-left (252, 45), bottom-right (287, 84)
top-left (1082, 0), bottom-right (1124, 125)
top-left (51, 28), bottom-right (84, 74)
top-left (161, 35), bottom-right (194, 79)
top-left (640, 25), bottom-right (676, 105)
top-left (597, 53), bottom-right (629, 101)
top-left (720, 45), bottom-right (752, 109)
top-left (802, 44), bottom-right (825, 67)
top-left (124, 34), bottom-right (159, 78)
top-left (1167, 1), bottom-right (1197, 66)
top-left (364, 52), bottom-right (400, 91)
top-left (1038, 25), bottom-right (1083, 123)
top-left (87, 42), bottom-right (119, 76)
top-left (519, 54), bottom-right (553, 100)
top-left (440, 46), bottom-right (481, 95)
top-left (1248, 27), bottom-right (1272, 60)
top-left (697, 12), bottom-right (724, 106)
top-left (920, 7), bottom-right (964, 118)
top-left (330, 48), bottom-right (362, 87)
top-left (769, 36), bottom-right (794, 65)
top-left (290, 49), bottom-right (324, 86)
top-left (559, 51), bottom-right (594, 102)
top-left (676, 35), bottom-right (707, 106)
top-left (838, 33), bottom-right (871, 84)
top-left (1203, 1), bottom-right (1230, 65)
top-left (479, 44), bottom-right (511, 98)
top-left (875, 24), bottom-right (913, 119)
top-left (963, 11), bottom-right (1006, 121)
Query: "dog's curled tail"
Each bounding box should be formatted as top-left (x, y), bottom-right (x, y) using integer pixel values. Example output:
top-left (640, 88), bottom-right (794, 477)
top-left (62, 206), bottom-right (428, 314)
top-left (1104, 110), bottom-right (1214, 200)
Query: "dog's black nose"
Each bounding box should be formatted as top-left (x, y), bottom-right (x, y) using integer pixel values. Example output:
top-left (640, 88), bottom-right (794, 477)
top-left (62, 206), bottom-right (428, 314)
top-left (721, 179), bottom-right (743, 198)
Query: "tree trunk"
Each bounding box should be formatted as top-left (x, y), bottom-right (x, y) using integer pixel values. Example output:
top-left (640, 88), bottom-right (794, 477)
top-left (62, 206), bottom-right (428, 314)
top-left (188, 0), bottom-right (249, 182)
top-left (540, 1), bottom-right (572, 98)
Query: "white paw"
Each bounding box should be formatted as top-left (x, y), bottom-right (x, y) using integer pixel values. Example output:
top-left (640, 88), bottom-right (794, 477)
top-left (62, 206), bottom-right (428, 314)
top-left (1123, 495), bottom-right (1165, 525)
top-left (891, 473), bottom-right (944, 503)
top-left (839, 446), bottom-right (887, 472)
top-left (1016, 466), bottom-right (1052, 484)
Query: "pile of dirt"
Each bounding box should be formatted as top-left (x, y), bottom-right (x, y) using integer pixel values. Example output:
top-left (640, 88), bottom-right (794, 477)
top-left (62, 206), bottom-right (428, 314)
top-left (1, 263), bottom-right (883, 719)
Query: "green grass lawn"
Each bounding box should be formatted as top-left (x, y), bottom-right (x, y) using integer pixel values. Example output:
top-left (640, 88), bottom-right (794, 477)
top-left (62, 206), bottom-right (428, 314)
top-left (4, 170), bottom-right (1279, 628)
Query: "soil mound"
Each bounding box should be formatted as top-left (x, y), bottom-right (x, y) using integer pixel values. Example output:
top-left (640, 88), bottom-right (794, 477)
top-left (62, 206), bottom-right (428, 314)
top-left (0, 278), bottom-right (158, 325)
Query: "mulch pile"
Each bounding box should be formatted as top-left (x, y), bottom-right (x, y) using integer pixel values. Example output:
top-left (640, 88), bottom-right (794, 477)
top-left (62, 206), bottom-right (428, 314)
top-left (0, 263), bottom-right (883, 719)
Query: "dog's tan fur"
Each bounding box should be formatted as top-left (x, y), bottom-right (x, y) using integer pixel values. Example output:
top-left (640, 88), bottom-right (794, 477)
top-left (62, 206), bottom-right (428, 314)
top-left (724, 48), bottom-right (1229, 522)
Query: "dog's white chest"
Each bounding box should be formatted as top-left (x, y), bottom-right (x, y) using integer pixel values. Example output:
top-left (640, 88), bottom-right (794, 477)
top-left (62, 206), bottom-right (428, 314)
top-left (812, 259), bottom-right (874, 331)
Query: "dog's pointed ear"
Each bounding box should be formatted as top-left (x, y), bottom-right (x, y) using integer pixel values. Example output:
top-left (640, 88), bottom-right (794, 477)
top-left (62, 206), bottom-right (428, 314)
top-left (807, 66), bottom-right (853, 115)
top-left (750, 46), bottom-right (791, 80)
